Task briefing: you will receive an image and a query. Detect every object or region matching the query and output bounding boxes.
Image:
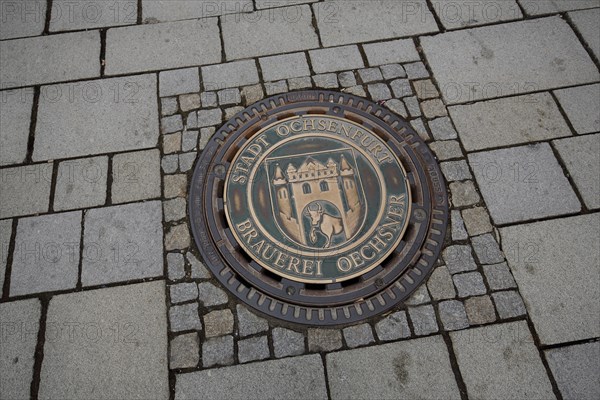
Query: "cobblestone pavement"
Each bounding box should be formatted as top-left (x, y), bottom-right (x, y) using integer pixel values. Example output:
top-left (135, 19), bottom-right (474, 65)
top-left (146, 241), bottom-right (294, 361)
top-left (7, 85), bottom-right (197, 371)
top-left (1, 1), bottom-right (599, 399)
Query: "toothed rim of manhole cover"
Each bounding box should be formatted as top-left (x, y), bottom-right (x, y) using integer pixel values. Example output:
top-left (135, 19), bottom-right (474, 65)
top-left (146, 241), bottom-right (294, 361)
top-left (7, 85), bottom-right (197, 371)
top-left (189, 90), bottom-right (448, 326)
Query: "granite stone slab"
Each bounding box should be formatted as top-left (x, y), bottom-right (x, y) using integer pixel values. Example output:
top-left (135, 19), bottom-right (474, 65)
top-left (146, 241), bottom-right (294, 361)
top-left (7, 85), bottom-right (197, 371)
top-left (0, 88), bottom-right (33, 166)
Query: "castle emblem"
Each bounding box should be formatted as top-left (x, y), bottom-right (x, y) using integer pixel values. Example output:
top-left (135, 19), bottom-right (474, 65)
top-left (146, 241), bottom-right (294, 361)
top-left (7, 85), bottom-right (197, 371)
top-left (268, 150), bottom-right (366, 249)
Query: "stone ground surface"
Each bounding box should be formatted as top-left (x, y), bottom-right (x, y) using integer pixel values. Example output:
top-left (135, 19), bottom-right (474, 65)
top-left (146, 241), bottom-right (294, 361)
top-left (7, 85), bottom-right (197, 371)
top-left (0, 1), bottom-right (599, 399)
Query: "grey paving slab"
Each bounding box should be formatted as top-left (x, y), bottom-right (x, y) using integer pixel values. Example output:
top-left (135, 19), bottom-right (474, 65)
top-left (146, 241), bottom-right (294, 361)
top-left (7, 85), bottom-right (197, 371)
top-left (54, 157), bottom-right (108, 211)
top-left (259, 53), bottom-right (310, 81)
top-left (519, 0), bottom-right (599, 15)
top-left (10, 211), bottom-right (81, 296)
top-left (33, 74), bottom-right (158, 161)
top-left (202, 60), bottom-right (259, 90)
top-left (221, 5), bottom-right (319, 60)
top-left (256, 0), bottom-right (318, 8)
top-left (143, 0), bottom-right (252, 22)
top-left (554, 134), bottom-right (600, 209)
top-left (451, 321), bottom-right (555, 399)
top-left (554, 83), bottom-right (600, 134)
top-left (546, 342), bottom-right (600, 400)
top-left (112, 149), bottom-right (161, 204)
top-left (159, 68), bottom-right (200, 97)
top-left (500, 213), bottom-right (600, 345)
top-left (569, 8), bottom-right (600, 60)
top-left (469, 143), bottom-right (581, 225)
top-left (0, 0), bottom-right (46, 39)
top-left (0, 163), bottom-right (53, 219)
top-left (0, 219), bottom-right (11, 292)
top-left (313, 0), bottom-right (438, 47)
top-left (433, 0), bottom-right (522, 30)
top-left (363, 39), bottom-right (420, 66)
top-left (81, 201), bottom-right (163, 286)
top-left (422, 17), bottom-right (599, 104)
top-left (0, 298), bottom-right (40, 400)
top-left (50, 0), bottom-right (137, 32)
top-left (309, 45), bottom-right (364, 74)
top-left (176, 354), bottom-right (327, 400)
top-left (0, 88), bottom-right (33, 165)
top-left (449, 92), bottom-right (571, 152)
top-left (327, 336), bottom-right (460, 400)
top-left (0, 30), bottom-right (100, 89)
top-left (105, 18), bottom-right (221, 75)
top-left (39, 281), bottom-right (169, 400)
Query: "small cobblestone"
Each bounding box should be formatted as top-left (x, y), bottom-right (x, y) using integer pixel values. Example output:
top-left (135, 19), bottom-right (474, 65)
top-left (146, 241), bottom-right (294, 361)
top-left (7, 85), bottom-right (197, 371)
top-left (390, 79), bottom-right (412, 98)
top-left (450, 181), bottom-right (481, 207)
top-left (163, 132), bottom-right (181, 154)
top-left (169, 282), bottom-right (199, 304)
top-left (451, 210), bottom-right (469, 241)
top-left (197, 282), bottom-right (229, 306)
top-left (384, 99), bottom-right (408, 118)
top-left (169, 333), bottom-right (200, 369)
top-left (483, 263), bottom-right (517, 291)
top-left (422, 99), bottom-right (447, 118)
top-left (453, 272), bottom-right (487, 298)
top-left (197, 109), bottom-right (222, 127)
top-left (404, 62), bottom-right (429, 79)
top-left (472, 234), bottom-right (504, 264)
top-left (462, 207), bottom-right (493, 237)
top-left (429, 140), bottom-right (463, 161)
top-left (375, 311), bottom-right (411, 341)
top-left (428, 117), bottom-right (458, 140)
top-left (164, 174), bottom-right (187, 198)
top-left (427, 265), bottom-right (457, 300)
top-left (409, 305), bottom-right (439, 336)
top-left (404, 96), bottom-right (421, 117)
top-left (272, 328), bottom-right (305, 358)
top-left (313, 73), bottom-right (339, 89)
top-left (186, 112), bottom-right (198, 129)
top-left (161, 155), bottom-right (179, 174)
top-left (343, 324), bottom-right (375, 348)
top-left (441, 160), bottom-right (472, 182)
top-left (179, 94), bottom-right (201, 112)
top-left (344, 85), bottom-right (367, 97)
top-left (288, 77), bottom-right (313, 90)
top-left (200, 92), bottom-right (218, 108)
top-left (358, 68), bottom-right (383, 83)
top-left (368, 83), bottom-right (392, 101)
top-left (443, 245), bottom-right (478, 274)
top-left (179, 152), bottom-right (196, 172)
top-left (161, 115), bottom-right (183, 134)
top-left (237, 305), bottom-right (269, 337)
top-left (167, 253), bottom-right (186, 281)
top-left (169, 303), bottom-right (202, 332)
top-left (187, 252), bottom-right (211, 279)
top-left (405, 285), bottom-right (431, 305)
top-left (164, 198), bottom-right (186, 222)
top-left (165, 223), bottom-right (191, 251)
top-left (199, 128), bottom-right (215, 150)
top-left (238, 336), bottom-right (270, 363)
top-left (265, 80), bottom-right (288, 95)
top-left (438, 300), bottom-right (469, 331)
top-left (411, 119), bottom-right (430, 141)
top-left (218, 88), bottom-right (241, 105)
top-left (308, 329), bottom-right (342, 352)
top-left (224, 106), bottom-right (244, 120)
top-left (181, 131), bottom-right (198, 152)
top-left (204, 309), bottom-right (234, 338)
top-left (380, 64), bottom-right (406, 79)
top-left (161, 97), bottom-right (178, 116)
top-left (338, 71), bottom-right (357, 87)
top-left (465, 296), bottom-right (496, 325)
top-left (493, 291), bottom-right (527, 319)
top-left (202, 336), bottom-right (234, 367)
top-left (241, 84), bottom-right (264, 105)
top-left (414, 79), bottom-right (439, 100)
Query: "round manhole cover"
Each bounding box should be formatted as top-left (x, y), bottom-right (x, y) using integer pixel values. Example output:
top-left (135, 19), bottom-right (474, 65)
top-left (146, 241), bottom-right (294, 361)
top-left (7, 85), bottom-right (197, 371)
top-left (189, 90), bottom-right (448, 326)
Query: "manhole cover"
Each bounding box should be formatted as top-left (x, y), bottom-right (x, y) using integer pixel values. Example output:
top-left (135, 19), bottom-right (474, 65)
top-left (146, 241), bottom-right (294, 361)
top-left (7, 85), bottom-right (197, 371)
top-left (189, 90), bottom-right (448, 326)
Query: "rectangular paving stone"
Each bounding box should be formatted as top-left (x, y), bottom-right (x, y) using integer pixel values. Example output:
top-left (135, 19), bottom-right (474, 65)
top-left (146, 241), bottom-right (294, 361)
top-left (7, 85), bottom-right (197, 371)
top-left (105, 18), bottom-right (221, 75)
top-left (554, 83), bottom-right (600, 134)
top-left (432, 0), bottom-right (522, 30)
top-left (451, 321), bottom-right (554, 399)
top-left (519, 0), bottom-right (599, 15)
top-left (259, 53), bottom-right (310, 81)
top-left (82, 201), bottom-right (163, 286)
top-left (142, 0), bottom-right (252, 22)
top-left (313, 0), bottom-right (438, 47)
top-left (569, 9), bottom-right (600, 60)
top-left (54, 156), bottom-right (108, 211)
top-left (553, 134), bottom-right (600, 210)
top-left (469, 143), bottom-right (580, 225)
top-left (0, 220), bottom-right (11, 293)
top-left (10, 211), bottom-right (81, 296)
top-left (0, 0), bottom-right (46, 39)
top-left (0, 298), bottom-right (40, 400)
top-left (159, 67), bottom-right (200, 97)
top-left (327, 336), bottom-right (460, 400)
top-left (0, 30), bottom-right (100, 89)
top-left (0, 88), bottom-right (33, 165)
top-left (0, 163), bottom-right (53, 219)
top-left (221, 5), bottom-right (319, 60)
top-left (309, 45), bottom-right (364, 74)
top-left (545, 342), bottom-right (600, 400)
top-left (39, 281), bottom-right (169, 400)
top-left (422, 17), bottom-right (599, 104)
top-left (500, 213), bottom-right (600, 345)
top-left (202, 60), bottom-right (259, 90)
top-left (175, 354), bottom-right (327, 400)
top-left (112, 149), bottom-right (161, 204)
top-left (363, 39), bottom-right (420, 66)
top-left (50, 0), bottom-right (137, 32)
top-left (449, 92), bottom-right (571, 151)
top-left (256, 0), bottom-right (318, 8)
top-left (33, 74), bottom-right (159, 161)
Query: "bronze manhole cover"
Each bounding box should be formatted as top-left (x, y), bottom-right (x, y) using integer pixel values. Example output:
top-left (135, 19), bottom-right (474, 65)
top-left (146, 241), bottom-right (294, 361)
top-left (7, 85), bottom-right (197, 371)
top-left (189, 90), bottom-right (448, 326)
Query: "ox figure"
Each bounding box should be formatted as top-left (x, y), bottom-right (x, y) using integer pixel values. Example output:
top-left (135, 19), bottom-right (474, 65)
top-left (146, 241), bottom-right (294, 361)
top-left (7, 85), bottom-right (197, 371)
top-left (304, 203), bottom-right (345, 249)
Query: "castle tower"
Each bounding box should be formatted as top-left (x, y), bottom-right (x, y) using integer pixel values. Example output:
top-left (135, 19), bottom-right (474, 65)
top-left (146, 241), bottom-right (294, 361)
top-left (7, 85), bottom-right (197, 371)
top-left (272, 163), bottom-right (292, 219)
top-left (340, 155), bottom-right (360, 211)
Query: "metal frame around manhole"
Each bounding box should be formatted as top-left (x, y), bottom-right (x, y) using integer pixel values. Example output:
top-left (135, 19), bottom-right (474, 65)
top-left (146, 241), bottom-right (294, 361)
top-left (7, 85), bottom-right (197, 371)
top-left (189, 90), bottom-right (448, 326)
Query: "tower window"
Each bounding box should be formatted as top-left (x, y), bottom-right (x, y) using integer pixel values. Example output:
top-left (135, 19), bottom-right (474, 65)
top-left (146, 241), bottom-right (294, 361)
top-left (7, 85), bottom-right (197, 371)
top-left (320, 181), bottom-right (329, 192)
top-left (303, 183), bottom-right (312, 194)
